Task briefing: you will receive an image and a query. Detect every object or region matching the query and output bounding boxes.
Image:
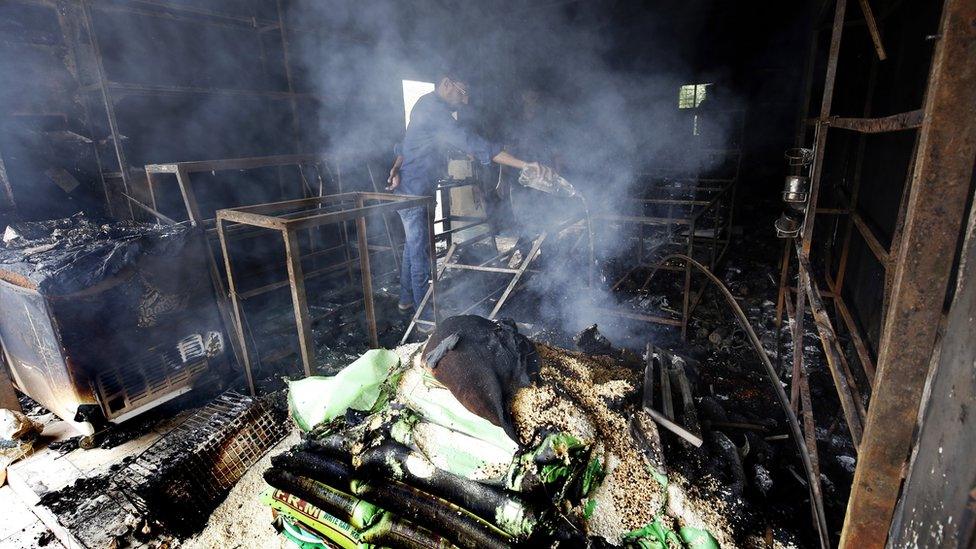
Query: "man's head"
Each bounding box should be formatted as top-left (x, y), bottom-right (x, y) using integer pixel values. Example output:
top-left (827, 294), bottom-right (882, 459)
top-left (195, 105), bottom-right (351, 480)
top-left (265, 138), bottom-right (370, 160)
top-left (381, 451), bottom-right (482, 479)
top-left (436, 71), bottom-right (469, 107)
top-left (520, 89), bottom-right (541, 120)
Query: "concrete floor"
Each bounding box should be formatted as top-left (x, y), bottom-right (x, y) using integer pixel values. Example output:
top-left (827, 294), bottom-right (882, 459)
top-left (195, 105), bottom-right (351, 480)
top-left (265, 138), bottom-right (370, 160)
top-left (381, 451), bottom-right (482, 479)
top-left (0, 484), bottom-right (65, 548)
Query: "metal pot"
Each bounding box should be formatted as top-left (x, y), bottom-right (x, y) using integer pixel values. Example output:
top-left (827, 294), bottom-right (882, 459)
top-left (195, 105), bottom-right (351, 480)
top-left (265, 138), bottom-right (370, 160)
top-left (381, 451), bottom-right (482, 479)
top-left (785, 148), bottom-right (814, 167)
top-left (775, 213), bottom-right (802, 238)
top-left (782, 175), bottom-right (809, 203)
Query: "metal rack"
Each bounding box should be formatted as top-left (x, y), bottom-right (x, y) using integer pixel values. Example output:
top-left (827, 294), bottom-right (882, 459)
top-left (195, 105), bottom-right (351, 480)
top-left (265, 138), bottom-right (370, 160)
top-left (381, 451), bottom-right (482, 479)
top-left (141, 154), bottom-right (338, 370)
top-left (599, 179), bottom-right (736, 337)
top-left (400, 210), bottom-right (585, 343)
top-left (215, 192), bottom-right (434, 395)
top-left (432, 178), bottom-right (497, 248)
top-left (119, 391), bottom-right (289, 535)
top-left (778, 0), bottom-right (976, 544)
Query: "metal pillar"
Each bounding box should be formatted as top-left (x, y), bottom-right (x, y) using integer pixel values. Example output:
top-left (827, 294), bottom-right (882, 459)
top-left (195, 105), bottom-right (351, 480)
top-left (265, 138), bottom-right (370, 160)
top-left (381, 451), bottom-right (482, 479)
top-left (841, 0), bottom-right (976, 544)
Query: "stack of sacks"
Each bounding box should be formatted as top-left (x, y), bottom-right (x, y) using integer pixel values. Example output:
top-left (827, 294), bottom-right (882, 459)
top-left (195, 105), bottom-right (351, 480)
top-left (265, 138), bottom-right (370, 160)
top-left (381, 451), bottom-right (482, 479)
top-left (262, 316), bottom-right (721, 548)
top-left (261, 346), bottom-right (599, 548)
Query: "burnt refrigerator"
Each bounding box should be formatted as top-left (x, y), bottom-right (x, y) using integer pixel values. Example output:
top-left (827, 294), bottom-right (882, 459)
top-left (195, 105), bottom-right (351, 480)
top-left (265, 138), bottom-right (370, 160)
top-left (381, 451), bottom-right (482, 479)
top-left (0, 214), bottom-right (227, 435)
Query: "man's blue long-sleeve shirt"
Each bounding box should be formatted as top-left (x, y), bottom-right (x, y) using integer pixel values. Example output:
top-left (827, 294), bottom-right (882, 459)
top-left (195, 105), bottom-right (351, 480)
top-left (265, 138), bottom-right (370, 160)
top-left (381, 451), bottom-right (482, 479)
top-left (396, 92), bottom-right (502, 198)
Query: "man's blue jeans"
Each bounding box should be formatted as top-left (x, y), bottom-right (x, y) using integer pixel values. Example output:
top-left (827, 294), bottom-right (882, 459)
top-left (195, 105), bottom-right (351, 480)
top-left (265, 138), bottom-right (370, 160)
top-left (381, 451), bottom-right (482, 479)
top-left (397, 206), bottom-right (431, 309)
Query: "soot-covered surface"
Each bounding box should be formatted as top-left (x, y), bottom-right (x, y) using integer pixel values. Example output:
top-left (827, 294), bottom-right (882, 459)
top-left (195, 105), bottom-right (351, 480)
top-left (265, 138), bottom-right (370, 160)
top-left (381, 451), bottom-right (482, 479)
top-left (614, 209), bottom-right (855, 547)
top-left (246, 282), bottom-right (410, 393)
top-left (0, 212), bottom-right (190, 294)
top-left (35, 390), bottom-right (289, 547)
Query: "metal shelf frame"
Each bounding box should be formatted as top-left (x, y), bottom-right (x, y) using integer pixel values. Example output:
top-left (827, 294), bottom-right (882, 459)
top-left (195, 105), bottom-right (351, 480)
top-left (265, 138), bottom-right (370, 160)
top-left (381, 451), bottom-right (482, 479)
top-left (216, 192), bottom-right (434, 395)
top-left (778, 0), bottom-right (976, 545)
top-left (600, 180), bottom-right (737, 337)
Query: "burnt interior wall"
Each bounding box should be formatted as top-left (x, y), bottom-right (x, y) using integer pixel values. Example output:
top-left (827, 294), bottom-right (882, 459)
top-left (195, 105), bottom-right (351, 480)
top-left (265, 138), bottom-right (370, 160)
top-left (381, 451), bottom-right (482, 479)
top-left (0, 1), bottom-right (107, 222)
top-left (3, 0), bottom-right (818, 225)
top-left (0, 0), bottom-right (405, 225)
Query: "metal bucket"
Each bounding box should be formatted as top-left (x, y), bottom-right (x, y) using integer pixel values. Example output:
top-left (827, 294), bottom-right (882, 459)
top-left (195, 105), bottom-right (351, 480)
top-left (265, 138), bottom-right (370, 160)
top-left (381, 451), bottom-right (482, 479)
top-left (775, 213), bottom-right (802, 238)
top-left (785, 148), bottom-right (814, 167)
top-left (782, 175), bottom-right (809, 203)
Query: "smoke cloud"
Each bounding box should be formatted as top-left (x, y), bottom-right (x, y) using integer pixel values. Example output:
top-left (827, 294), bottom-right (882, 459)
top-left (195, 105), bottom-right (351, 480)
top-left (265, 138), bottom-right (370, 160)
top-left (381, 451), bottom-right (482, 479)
top-left (283, 0), bottom-right (741, 343)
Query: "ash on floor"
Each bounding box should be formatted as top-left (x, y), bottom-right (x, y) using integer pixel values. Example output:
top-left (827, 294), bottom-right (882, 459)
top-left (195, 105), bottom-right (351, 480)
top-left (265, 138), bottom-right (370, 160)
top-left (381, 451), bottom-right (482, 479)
top-left (183, 429), bottom-right (300, 549)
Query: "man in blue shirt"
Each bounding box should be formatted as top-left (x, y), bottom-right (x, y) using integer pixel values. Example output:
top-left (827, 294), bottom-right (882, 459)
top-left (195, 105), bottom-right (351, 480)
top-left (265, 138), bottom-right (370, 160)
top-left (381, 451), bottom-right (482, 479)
top-left (386, 70), bottom-right (552, 317)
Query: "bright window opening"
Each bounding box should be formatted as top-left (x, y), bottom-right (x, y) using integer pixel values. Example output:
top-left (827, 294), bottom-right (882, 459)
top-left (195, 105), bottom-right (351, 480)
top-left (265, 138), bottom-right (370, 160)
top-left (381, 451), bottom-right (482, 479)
top-left (678, 83), bottom-right (711, 109)
top-left (402, 79), bottom-right (435, 129)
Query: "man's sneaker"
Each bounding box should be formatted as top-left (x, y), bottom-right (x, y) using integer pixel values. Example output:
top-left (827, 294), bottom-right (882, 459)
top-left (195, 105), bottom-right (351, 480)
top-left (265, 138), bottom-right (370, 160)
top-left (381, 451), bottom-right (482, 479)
top-left (398, 302), bottom-right (414, 312)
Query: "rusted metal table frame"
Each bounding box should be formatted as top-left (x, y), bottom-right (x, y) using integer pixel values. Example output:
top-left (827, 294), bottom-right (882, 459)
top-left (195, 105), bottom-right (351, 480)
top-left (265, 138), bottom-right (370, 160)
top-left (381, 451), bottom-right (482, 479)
top-left (775, 0), bottom-right (927, 446)
top-left (601, 180), bottom-right (737, 337)
top-left (216, 192), bottom-right (434, 395)
top-left (431, 178), bottom-right (498, 249)
top-left (140, 154), bottom-right (402, 376)
top-left (140, 154), bottom-right (334, 372)
top-left (143, 154), bottom-right (331, 225)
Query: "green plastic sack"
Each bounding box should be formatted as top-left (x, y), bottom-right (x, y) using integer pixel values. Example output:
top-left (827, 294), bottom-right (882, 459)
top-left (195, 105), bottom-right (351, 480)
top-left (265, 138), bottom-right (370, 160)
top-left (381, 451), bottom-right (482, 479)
top-left (390, 417), bottom-right (517, 485)
top-left (679, 526), bottom-right (720, 549)
top-left (397, 366), bottom-right (518, 453)
top-left (262, 488), bottom-right (371, 549)
top-left (624, 518), bottom-right (720, 549)
top-left (288, 349), bottom-right (400, 431)
top-left (281, 518), bottom-right (330, 549)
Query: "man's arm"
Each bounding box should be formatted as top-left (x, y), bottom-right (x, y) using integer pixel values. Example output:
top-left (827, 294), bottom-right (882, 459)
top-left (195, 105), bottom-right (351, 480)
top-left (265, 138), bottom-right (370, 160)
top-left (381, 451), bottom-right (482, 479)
top-left (436, 123), bottom-right (553, 179)
top-left (493, 150), bottom-right (554, 181)
top-left (387, 154), bottom-right (403, 191)
top-left (490, 150), bottom-right (526, 170)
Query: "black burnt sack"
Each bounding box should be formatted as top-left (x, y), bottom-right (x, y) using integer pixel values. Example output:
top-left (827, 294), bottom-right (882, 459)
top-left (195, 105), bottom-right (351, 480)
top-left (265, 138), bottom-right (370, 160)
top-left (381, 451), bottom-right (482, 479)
top-left (421, 315), bottom-right (540, 440)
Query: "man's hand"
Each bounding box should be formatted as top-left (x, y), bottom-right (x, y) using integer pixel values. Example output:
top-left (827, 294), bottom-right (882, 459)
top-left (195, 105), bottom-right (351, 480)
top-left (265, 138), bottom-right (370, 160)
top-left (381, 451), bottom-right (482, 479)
top-left (386, 168), bottom-right (400, 191)
top-left (525, 161), bottom-right (556, 181)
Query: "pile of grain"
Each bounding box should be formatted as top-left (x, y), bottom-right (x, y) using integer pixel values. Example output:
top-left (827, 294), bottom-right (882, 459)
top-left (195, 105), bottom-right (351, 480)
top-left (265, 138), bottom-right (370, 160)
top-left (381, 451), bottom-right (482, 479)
top-left (510, 383), bottom-right (596, 445)
top-left (511, 344), bottom-right (666, 543)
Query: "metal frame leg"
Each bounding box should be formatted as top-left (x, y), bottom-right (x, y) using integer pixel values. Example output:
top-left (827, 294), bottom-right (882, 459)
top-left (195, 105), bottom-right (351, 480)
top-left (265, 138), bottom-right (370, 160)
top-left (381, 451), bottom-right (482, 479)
top-left (283, 228), bottom-right (314, 378)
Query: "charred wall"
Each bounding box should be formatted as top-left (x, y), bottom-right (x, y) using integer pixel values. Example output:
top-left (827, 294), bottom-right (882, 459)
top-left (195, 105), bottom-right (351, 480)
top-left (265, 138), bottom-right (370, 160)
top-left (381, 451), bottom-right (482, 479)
top-left (0, 1), bottom-right (106, 222)
top-left (2, 0), bottom-right (819, 226)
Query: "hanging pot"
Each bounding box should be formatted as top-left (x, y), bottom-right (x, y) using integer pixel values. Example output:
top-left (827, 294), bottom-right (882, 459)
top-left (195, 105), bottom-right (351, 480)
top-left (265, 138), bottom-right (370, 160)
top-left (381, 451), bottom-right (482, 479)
top-left (775, 213), bottom-right (801, 238)
top-left (782, 175), bottom-right (809, 203)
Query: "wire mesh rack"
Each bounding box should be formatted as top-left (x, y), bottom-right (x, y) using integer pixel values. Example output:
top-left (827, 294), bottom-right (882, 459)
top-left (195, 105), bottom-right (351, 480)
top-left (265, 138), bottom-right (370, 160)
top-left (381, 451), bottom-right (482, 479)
top-left (116, 390), bottom-right (289, 535)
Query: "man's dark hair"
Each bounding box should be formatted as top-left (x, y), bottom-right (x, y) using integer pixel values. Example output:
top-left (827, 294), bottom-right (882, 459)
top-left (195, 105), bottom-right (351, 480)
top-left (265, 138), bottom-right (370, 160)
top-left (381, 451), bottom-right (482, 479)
top-left (439, 65), bottom-right (469, 85)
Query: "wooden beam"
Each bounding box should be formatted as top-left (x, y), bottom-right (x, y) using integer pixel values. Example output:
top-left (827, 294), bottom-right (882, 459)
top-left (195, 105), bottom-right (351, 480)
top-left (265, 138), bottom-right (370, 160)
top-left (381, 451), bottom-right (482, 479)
top-left (841, 0), bottom-right (976, 544)
top-left (826, 109), bottom-right (924, 133)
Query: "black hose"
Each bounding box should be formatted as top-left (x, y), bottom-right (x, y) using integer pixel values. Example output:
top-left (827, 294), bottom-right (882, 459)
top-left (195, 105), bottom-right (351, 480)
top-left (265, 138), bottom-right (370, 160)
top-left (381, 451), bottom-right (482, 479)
top-left (353, 479), bottom-right (511, 549)
top-left (359, 512), bottom-right (456, 549)
top-left (641, 253), bottom-right (829, 549)
top-left (298, 433), bottom-right (356, 461)
top-left (271, 450), bottom-right (353, 487)
top-left (357, 441), bottom-right (539, 538)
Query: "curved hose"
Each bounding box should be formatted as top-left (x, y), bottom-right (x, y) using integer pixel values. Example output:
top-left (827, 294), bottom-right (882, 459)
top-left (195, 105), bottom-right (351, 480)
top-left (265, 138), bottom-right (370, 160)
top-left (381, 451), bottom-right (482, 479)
top-left (641, 253), bottom-right (829, 549)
